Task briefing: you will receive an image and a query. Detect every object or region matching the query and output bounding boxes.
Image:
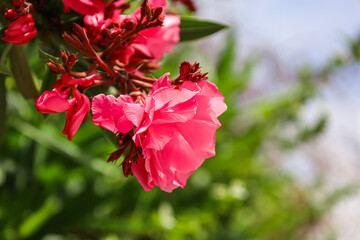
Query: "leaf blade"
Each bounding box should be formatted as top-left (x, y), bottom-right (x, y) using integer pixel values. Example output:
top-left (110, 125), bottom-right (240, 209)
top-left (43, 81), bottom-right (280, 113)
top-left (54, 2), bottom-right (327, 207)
top-left (180, 16), bottom-right (228, 42)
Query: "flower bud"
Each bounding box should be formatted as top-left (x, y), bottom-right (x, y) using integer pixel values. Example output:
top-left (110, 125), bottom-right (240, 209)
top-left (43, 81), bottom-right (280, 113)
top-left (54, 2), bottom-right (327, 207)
top-left (47, 60), bottom-right (65, 74)
top-left (140, 0), bottom-right (151, 20)
top-left (5, 9), bottom-right (18, 21)
top-left (120, 19), bottom-right (136, 31)
top-left (180, 61), bottom-right (191, 75)
top-left (11, 0), bottom-right (24, 7)
top-left (151, 7), bottom-right (163, 21)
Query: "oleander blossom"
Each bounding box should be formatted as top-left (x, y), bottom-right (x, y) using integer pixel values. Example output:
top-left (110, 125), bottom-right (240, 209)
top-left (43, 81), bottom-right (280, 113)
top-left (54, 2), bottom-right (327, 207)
top-left (131, 74), bottom-right (227, 192)
top-left (35, 73), bottom-right (97, 140)
top-left (92, 73), bottom-right (227, 192)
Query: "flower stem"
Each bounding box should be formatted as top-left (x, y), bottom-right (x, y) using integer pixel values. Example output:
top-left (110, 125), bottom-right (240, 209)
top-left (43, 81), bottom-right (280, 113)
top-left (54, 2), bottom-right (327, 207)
top-left (9, 44), bottom-right (39, 99)
top-left (0, 74), bottom-right (6, 146)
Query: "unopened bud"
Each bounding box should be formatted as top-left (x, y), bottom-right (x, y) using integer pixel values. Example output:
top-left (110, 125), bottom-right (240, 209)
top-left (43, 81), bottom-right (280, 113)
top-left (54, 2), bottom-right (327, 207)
top-left (140, 0), bottom-right (150, 19)
top-left (120, 19), bottom-right (136, 31)
top-left (151, 7), bottom-right (163, 21)
top-left (180, 61), bottom-right (191, 75)
top-left (122, 158), bottom-right (133, 177)
top-left (4, 9), bottom-right (18, 21)
top-left (11, 0), bottom-right (24, 7)
top-left (47, 60), bottom-right (65, 74)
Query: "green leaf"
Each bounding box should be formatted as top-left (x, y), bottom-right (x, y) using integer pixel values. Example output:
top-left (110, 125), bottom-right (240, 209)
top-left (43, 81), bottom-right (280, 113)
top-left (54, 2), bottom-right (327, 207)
top-left (18, 196), bottom-right (62, 238)
top-left (180, 16), bottom-right (228, 41)
top-left (38, 48), bottom-right (59, 64)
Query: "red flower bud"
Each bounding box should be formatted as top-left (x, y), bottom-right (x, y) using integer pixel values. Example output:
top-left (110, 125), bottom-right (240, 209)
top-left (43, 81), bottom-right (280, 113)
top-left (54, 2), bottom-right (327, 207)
top-left (47, 60), bottom-right (65, 74)
top-left (151, 7), bottom-right (163, 21)
top-left (11, 0), bottom-right (24, 7)
top-left (180, 61), bottom-right (191, 75)
top-left (5, 9), bottom-right (18, 21)
top-left (1, 14), bottom-right (37, 44)
top-left (120, 19), bottom-right (136, 31)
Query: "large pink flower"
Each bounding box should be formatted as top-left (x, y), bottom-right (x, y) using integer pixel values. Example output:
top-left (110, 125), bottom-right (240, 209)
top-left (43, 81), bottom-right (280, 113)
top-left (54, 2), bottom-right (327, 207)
top-left (2, 14), bottom-right (37, 44)
top-left (130, 74), bottom-right (227, 192)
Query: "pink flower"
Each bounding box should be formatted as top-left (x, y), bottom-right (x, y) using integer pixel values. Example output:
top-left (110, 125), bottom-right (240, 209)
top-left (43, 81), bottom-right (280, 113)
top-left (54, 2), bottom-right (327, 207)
top-left (130, 74), bottom-right (227, 192)
top-left (63, 0), bottom-right (105, 15)
top-left (135, 15), bottom-right (180, 61)
top-left (35, 74), bottom-right (96, 140)
top-left (92, 94), bottom-right (144, 134)
top-left (63, 0), bottom-right (126, 15)
top-left (2, 14), bottom-right (37, 44)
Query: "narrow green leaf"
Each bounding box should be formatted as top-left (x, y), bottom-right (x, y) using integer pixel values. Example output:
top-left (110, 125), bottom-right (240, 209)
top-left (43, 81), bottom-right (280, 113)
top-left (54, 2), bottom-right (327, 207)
top-left (180, 16), bottom-right (228, 41)
top-left (19, 196), bottom-right (62, 238)
top-left (0, 43), bottom-right (13, 75)
top-left (217, 31), bottom-right (236, 80)
top-left (9, 44), bottom-right (39, 99)
top-left (38, 48), bottom-right (59, 64)
top-left (0, 75), bottom-right (6, 146)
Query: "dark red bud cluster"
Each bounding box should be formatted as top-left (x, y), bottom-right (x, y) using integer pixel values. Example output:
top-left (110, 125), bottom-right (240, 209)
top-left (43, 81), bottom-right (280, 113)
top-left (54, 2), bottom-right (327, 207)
top-left (175, 61), bottom-right (208, 83)
top-left (5, 0), bottom-right (31, 21)
top-left (122, 144), bottom-right (139, 177)
top-left (140, 0), bottom-right (164, 27)
top-left (61, 50), bottom-right (78, 72)
top-left (107, 133), bottom-right (143, 177)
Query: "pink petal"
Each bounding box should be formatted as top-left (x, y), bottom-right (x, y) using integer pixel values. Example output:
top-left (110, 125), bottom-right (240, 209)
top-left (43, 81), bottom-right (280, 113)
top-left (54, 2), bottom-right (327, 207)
top-left (91, 94), bottom-right (118, 133)
top-left (123, 103), bottom-right (145, 127)
top-left (35, 90), bottom-right (73, 113)
top-left (63, 92), bottom-right (90, 140)
top-left (131, 154), bottom-right (155, 191)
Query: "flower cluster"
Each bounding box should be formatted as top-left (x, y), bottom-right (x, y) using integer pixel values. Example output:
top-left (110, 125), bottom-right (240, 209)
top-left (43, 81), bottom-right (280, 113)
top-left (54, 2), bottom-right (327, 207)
top-left (5, 0), bottom-right (227, 192)
top-left (2, 0), bottom-right (37, 44)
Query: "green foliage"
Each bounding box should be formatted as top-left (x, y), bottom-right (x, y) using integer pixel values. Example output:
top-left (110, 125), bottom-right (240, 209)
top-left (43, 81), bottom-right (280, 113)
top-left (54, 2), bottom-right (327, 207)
top-left (180, 16), bottom-right (228, 41)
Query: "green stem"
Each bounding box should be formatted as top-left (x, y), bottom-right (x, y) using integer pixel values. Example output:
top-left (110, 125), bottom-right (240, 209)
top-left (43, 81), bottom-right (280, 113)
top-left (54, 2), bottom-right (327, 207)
top-left (9, 44), bottom-right (39, 99)
top-left (0, 75), bottom-right (6, 146)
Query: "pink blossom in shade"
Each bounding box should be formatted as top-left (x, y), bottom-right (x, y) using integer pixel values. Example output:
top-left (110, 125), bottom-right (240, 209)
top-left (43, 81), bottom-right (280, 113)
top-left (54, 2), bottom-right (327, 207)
top-left (63, 90), bottom-right (91, 140)
top-left (63, 0), bottom-right (105, 15)
top-left (131, 74), bottom-right (227, 192)
top-left (135, 15), bottom-right (180, 61)
top-left (35, 74), bottom-right (96, 140)
top-left (91, 94), bottom-right (144, 134)
top-left (1, 14), bottom-right (37, 44)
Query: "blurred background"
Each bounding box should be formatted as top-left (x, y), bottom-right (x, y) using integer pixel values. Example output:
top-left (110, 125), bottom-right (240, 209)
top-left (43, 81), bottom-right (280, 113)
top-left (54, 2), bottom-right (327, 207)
top-left (1, 0), bottom-right (360, 239)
